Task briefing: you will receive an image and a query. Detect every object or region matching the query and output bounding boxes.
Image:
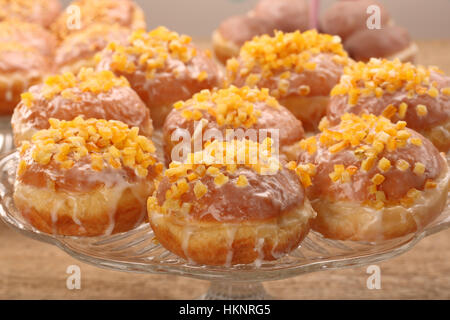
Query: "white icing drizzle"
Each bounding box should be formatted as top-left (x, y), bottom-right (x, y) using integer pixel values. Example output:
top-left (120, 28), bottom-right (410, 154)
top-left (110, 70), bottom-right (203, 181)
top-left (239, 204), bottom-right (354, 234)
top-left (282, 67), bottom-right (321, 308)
top-left (181, 226), bottom-right (194, 263)
top-left (253, 237), bottom-right (265, 268)
top-left (224, 225), bottom-right (238, 267)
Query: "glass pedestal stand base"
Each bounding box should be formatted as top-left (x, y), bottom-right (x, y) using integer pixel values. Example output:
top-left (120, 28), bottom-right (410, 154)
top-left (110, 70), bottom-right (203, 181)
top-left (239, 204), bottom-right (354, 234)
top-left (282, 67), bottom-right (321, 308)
top-left (199, 282), bottom-right (270, 300)
top-left (0, 152), bottom-right (449, 300)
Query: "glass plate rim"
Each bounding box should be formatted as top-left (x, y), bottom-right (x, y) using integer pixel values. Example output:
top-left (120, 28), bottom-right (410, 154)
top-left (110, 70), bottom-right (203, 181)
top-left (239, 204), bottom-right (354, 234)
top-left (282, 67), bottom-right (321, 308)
top-left (0, 151), bottom-right (448, 282)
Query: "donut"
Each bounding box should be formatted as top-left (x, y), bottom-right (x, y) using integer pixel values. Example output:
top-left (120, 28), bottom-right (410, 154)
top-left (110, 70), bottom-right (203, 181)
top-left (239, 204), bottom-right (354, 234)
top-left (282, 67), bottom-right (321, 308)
top-left (0, 0), bottom-right (61, 29)
top-left (12, 68), bottom-right (153, 146)
top-left (148, 138), bottom-right (316, 265)
top-left (96, 27), bottom-right (221, 128)
top-left (163, 86), bottom-right (304, 163)
top-left (0, 43), bottom-right (51, 115)
top-left (225, 30), bottom-right (351, 132)
top-left (327, 58), bottom-right (450, 152)
top-left (320, 0), bottom-right (417, 62)
top-left (0, 20), bottom-right (57, 58)
top-left (297, 113), bottom-right (449, 241)
top-left (212, 0), bottom-right (309, 64)
top-left (14, 116), bottom-right (163, 237)
top-left (55, 23), bottom-right (131, 74)
top-left (251, 0), bottom-right (310, 32)
top-left (212, 15), bottom-right (274, 65)
top-left (51, 0), bottom-right (146, 41)
top-left (344, 26), bottom-right (417, 63)
top-left (320, 0), bottom-right (391, 42)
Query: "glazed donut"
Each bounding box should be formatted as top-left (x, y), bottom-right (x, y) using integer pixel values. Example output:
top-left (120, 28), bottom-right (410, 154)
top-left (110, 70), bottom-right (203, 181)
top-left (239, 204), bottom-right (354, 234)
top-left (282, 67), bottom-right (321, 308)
top-left (297, 113), bottom-right (449, 241)
top-left (55, 23), bottom-right (131, 74)
top-left (97, 27), bottom-right (221, 128)
top-left (212, 15), bottom-right (274, 65)
top-left (0, 0), bottom-right (61, 29)
top-left (14, 116), bottom-right (163, 237)
top-left (226, 30), bottom-right (351, 132)
top-left (327, 58), bottom-right (450, 152)
top-left (212, 0), bottom-right (309, 64)
top-left (344, 26), bottom-right (418, 63)
top-left (148, 138), bottom-right (316, 265)
top-left (12, 68), bottom-right (153, 146)
top-left (251, 0), bottom-right (310, 32)
top-left (0, 43), bottom-right (50, 115)
top-left (0, 20), bottom-right (57, 58)
top-left (320, 0), bottom-right (391, 42)
top-left (51, 0), bottom-right (146, 40)
top-left (163, 86), bottom-right (304, 163)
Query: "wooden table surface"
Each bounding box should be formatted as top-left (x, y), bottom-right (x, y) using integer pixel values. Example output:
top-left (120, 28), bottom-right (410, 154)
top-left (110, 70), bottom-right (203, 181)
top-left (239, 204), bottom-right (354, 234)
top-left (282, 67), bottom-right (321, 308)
top-left (1, 40), bottom-right (449, 300)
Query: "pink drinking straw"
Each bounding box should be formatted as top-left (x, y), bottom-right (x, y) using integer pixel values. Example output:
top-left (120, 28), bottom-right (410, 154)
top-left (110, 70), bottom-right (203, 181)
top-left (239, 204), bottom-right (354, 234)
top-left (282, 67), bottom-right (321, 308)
top-left (309, 0), bottom-right (320, 30)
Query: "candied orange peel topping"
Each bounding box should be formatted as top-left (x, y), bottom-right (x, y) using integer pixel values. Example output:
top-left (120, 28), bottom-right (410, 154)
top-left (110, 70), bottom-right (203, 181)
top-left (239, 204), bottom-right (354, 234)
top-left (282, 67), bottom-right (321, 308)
top-left (166, 138), bottom-right (281, 181)
top-left (106, 26), bottom-right (200, 79)
top-left (22, 68), bottom-right (129, 103)
top-left (148, 139), bottom-right (282, 215)
top-left (298, 113), bottom-right (435, 209)
top-left (226, 30), bottom-right (348, 83)
top-left (174, 86), bottom-right (279, 128)
top-left (331, 58), bottom-right (444, 105)
top-left (20, 116), bottom-right (160, 178)
top-left (287, 161), bottom-right (316, 188)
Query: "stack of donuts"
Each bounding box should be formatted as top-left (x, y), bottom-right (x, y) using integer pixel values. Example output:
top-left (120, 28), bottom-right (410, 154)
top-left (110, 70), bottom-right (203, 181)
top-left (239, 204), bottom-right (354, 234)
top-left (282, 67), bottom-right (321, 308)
top-left (5, 0), bottom-right (449, 267)
top-left (0, 0), bottom-right (146, 115)
top-left (320, 0), bottom-right (418, 63)
top-left (213, 0), bottom-right (417, 64)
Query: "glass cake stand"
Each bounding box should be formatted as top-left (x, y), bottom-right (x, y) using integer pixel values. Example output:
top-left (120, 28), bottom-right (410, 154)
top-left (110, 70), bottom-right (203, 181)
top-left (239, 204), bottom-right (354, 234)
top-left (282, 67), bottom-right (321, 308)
top-left (0, 151), bottom-right (449, 299)
top-left (0, 116), bottom-right (14, 155)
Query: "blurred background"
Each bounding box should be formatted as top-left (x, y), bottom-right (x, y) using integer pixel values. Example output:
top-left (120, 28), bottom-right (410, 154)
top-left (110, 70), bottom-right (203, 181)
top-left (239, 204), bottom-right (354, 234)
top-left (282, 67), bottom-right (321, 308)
top-left (57, 0), bottom-right (450, 39)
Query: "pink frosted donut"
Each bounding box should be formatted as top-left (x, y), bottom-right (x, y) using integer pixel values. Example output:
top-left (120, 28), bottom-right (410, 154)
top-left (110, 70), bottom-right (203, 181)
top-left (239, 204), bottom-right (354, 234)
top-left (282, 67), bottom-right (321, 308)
top-left (148, 139), bottom-right (316, 265)
top-left (12, 68), bottom-right (153, 146)
top-left (297, 113), bottom-right (449, 241)
top-left (97, 27), bottom-right (221, 127)
top-left (327, 58), bottom-right (450, 152)
top-left (226, 30), bottom-right (351, 132)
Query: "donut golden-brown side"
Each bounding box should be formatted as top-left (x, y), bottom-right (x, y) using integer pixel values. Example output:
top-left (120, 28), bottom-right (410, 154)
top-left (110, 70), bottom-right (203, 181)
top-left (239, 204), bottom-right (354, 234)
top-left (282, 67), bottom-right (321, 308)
top-left (297, 113), bottom-right (449, 241)
top-left (327, 58), bottom-right (450, 152)
top-left (163, 86), bottom-right (304, 163)
top-left (14, 117), bottom-right (163, 237)
top-left (51, 0), bottom-right (146, 40)
top-left (0, 0), bottom-right (61, 29)
top-left (226, 30), bottom-right (351, 132)
top-left (148, 139), bottom-right (316, 265)
top-left (0, 43), bottom-right (51, 115)
top-left (11, 68), bottom-right (153, 146)
top-left (55, 23), bottom-right (131, 74)
top-left (97, 27), bottom-right (221, 127)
